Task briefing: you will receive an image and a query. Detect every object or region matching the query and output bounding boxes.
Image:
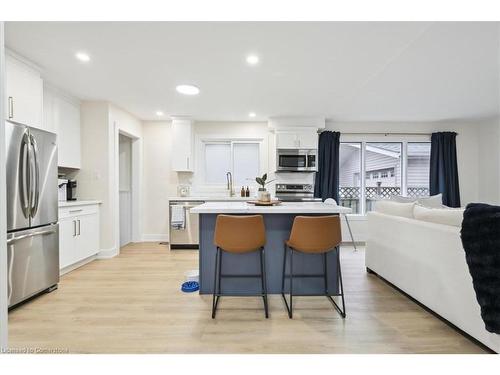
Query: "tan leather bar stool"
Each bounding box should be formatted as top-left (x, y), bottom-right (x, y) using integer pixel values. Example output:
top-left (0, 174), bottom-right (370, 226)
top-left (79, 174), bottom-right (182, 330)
top-left (212, 215), bottom-right (268, 319)
top-left (281, 215), bottom-right (346, 318)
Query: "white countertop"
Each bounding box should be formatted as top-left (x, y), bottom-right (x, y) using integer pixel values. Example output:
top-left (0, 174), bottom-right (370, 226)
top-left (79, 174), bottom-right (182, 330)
top-left (58, 200), bottom-right (102, 207)
top-left (190, 201), bottom-right (352, 214)
top-left (168, 196), bottom-right (256, 202)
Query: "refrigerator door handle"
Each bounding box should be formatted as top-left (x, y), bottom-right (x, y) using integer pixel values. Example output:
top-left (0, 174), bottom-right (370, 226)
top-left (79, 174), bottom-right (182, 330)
top-left (29, 134), bottom-right (40, 218)
top-left (6, 228), bottom-right (57, 245)
top-left (19, 132), bottom-right (31, 219)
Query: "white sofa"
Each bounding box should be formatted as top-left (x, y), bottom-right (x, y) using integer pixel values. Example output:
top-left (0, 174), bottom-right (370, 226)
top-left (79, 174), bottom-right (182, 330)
top-left (366, 210), bottom-right (500, 353)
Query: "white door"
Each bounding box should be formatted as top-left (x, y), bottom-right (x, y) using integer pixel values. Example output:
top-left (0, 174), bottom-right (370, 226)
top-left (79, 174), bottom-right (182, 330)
top-left (59, 217), bottom-right (77, 269)
top-left (5, 56), bottom-right (43, 128)
top-left (77, 214), bottom-right (100, 259)
top-left (276, 132), bottom-right (298, 149)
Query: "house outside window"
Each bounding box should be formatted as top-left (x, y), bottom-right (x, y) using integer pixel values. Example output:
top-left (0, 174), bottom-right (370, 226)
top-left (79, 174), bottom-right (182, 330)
top-left (338, 138), bottom-right (431, 215)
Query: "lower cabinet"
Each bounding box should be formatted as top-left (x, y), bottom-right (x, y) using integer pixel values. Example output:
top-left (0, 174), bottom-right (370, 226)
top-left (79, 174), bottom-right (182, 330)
top-left (59, 204), bottom-right (100, 271)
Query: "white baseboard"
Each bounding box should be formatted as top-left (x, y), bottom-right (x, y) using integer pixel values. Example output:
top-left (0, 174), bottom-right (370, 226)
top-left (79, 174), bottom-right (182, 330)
top-left (142, 234), bottom-right (169, 242)
top-left (60, 255), bottom-right (97, 276)
top-left (97, 247), bottom-right (119, 259)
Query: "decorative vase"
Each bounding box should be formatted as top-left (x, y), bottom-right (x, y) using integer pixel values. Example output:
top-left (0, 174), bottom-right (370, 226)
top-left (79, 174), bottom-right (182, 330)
top-left (258, 189), bottom-right (271, 202)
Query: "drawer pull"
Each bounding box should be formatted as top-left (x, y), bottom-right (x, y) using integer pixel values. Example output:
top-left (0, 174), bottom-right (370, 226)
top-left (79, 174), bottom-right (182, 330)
top-left (69, 209), bottom-right (83, 213)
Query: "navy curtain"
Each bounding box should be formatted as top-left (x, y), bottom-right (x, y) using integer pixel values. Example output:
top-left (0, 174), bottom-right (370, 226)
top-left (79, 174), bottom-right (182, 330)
top-left (430, 132), bottom-right (461, 207)
top-left (314, 131), bottom-right (340, 202)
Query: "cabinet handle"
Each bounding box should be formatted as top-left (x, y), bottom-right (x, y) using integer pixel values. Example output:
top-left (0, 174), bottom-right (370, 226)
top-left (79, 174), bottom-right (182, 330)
top-left (8, 97), bottom-right (13, 119)
top-left (69, 209), bottom-right (83, 213)
top-left (77, 219), bottom-right (81, 236)
top-left (73, 220), bottom-right (77, 237)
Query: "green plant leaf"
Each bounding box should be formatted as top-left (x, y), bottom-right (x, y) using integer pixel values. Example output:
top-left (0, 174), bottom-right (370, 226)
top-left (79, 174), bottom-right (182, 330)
top-left (262, 173), bottom-right (267, 182)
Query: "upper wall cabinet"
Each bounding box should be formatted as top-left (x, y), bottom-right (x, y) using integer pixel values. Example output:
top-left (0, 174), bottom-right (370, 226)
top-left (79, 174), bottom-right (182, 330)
top-left (5, 53), bottom-right (43, 129)
top-left (171, 118), bottom-right (194, 172)
top-left (276, 130), bottom-right (318, 149)
top-left (44, 86), bottom-right (82, 169)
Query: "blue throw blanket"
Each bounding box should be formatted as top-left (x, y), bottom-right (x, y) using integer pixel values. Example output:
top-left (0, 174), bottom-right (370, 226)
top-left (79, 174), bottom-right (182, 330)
top-left (460, 203), bottom-right (500, 334)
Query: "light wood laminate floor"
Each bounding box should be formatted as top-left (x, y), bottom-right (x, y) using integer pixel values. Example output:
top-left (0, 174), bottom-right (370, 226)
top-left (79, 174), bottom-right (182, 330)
top-left (8, 243), bottom-right (488, 353)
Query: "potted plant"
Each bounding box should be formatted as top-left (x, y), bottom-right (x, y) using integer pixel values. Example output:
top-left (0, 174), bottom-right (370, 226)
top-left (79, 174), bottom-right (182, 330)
top-left (255, 173), bottom-right (274, 202)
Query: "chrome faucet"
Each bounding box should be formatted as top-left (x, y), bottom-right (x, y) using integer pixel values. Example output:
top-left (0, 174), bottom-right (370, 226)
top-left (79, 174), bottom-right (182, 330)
top-left (226, 172), bottom-right (235, 197)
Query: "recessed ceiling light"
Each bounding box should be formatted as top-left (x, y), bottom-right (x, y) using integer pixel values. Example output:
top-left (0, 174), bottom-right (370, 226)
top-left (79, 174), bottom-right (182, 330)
top-left (75, 52), bottom-right (90, 62)
top-left (156, 111), bottom-right (164, 116)
top-left (176, 84), bottom-right (200, 96)
top-left (248, 112), bottom-right (256, 118)
top-left (246, 54), bottom-right (259, 65)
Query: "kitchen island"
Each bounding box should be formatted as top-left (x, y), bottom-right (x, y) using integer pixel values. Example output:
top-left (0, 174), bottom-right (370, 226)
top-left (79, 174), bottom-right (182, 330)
top-left (190, 202), bottom-right (351, 294)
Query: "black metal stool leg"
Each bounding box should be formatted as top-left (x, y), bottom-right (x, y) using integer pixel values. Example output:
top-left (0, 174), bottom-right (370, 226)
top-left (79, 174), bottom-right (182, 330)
top-left (289, 247), bottom-right (294, 318)
top-left (325, 246), bottom-right (346, 318)
top-left (281, 244), bottom-right (294, 318)
top-left (260, 247), bottom-right (269, 318)
top-left (212, 247), bottom-right (220, 319)
top-left (337, 247), bottom-right (346, 318)
top-left (281, 243), bottom-right (287, 294)
top-left (323, 252), bottom-right (329, 295)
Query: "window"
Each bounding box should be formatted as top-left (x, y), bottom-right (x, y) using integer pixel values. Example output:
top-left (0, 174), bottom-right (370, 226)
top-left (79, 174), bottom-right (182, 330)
top-left (365, 143), bottom-right (402, 212)
top-left (203, 140), bottom-right (260, 186)
top-left (407, 142), bottom-right (431, 197)
top-left (339, 143), bottom-right (361, 214)
top-left (339, 139), bottom-right (430, 215)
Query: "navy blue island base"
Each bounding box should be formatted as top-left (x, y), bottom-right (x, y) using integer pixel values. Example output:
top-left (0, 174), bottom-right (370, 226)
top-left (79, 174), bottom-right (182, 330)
top-left (197, 209), bottom-right (346, 295)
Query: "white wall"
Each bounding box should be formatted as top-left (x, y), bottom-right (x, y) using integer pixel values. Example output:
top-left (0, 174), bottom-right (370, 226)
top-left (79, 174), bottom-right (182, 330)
top-left (477, 116), bottom-right (500, 204)
top-left (142, 122), bottom-right (173, 241)
top-left (141, 121), bottom-right (271, 242)
top-left (110, 104), bottom-right (143, 251)
top-left (79, 102), bottom-right (113, 252)
top-left (79, 102), bottom-right (143, 256)
top-left (0, 21), bottom-right (8, 350)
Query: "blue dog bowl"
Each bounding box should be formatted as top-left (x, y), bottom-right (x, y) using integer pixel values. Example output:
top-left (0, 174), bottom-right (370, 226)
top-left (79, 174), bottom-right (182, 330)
top-left (181, 281), bottom-right (199, 293)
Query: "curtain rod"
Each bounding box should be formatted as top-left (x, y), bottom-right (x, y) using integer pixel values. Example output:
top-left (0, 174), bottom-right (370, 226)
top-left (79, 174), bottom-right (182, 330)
top-left (318, 130), bottom-right (459, 136)
top-left (340, 132), bottom-right (432, 136)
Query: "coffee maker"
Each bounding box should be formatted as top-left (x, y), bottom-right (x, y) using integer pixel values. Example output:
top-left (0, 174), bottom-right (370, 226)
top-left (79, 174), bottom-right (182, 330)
top-left (67, 179), bottom-right (77, 201)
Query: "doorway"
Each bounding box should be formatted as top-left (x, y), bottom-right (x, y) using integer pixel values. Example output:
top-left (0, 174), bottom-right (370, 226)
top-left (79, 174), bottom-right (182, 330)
top-left (119, 134), bottom-right (133, 247)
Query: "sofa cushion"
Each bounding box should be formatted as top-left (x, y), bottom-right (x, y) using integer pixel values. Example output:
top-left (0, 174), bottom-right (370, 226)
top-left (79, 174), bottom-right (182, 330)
top-left (373, 200), bottom-right (415, 218)
top-left (413, 204), bottom-right (464, 227)
top-left (390, 193), bottom-right (443, 208)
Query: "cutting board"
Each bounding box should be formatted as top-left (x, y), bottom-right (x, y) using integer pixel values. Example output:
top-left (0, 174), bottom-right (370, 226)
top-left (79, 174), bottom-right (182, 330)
top-left (246, 200), bottom-right (282, 206)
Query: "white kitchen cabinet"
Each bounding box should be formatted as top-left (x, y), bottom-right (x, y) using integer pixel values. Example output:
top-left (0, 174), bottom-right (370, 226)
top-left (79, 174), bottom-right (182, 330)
top-left (58, 203), bottom-right (100, 273)
top-left (276, 132), bottom-right (298, 149)
top-left (298, 131), bottom-right (318, 149)
top-left (59, 217), bottom-right (78, 269)
top-left (44, 86), bottom-right (81, 168)
top-left (276, 130), bottom-right (318, 149)
top-left (5, 53), bottom-right (43, 129)
top-left (171, 118), bottom-right (194, 172)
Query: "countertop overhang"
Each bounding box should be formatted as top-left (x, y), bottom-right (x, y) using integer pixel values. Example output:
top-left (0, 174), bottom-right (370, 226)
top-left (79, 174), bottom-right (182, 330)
top-left (58, 200), bottom-right (102, 207)
top-left (190, 201), bottom-right (352, 214)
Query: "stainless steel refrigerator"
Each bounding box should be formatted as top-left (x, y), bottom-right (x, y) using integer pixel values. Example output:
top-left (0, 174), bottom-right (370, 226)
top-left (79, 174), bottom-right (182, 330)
top-left (5, 120), bottom-right (59, 308)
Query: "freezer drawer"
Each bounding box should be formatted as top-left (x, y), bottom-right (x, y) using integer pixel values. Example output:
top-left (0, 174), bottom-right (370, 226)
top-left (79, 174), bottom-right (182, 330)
top-left (7, 224), bottom-right (59, 307)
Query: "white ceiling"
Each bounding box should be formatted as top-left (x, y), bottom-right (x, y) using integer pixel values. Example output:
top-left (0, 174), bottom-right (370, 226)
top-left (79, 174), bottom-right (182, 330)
top-left (5, 22), bottom-right (499, 122)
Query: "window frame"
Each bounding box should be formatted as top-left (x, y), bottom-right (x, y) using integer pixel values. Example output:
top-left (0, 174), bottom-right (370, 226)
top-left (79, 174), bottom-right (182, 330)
top-left (340, 134), bottom-right (431, 216)
top-left (194, 136), bottom-right (264, 191)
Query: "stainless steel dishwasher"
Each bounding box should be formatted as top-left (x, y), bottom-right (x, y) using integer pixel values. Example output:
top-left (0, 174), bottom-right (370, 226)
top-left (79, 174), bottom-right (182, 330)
top-left (169, 200), bottom-right (205, 249)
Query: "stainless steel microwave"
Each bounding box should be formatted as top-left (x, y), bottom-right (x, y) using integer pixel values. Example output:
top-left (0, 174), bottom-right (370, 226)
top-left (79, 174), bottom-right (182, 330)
top-left (276, 149), bottom-right (317, 172)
